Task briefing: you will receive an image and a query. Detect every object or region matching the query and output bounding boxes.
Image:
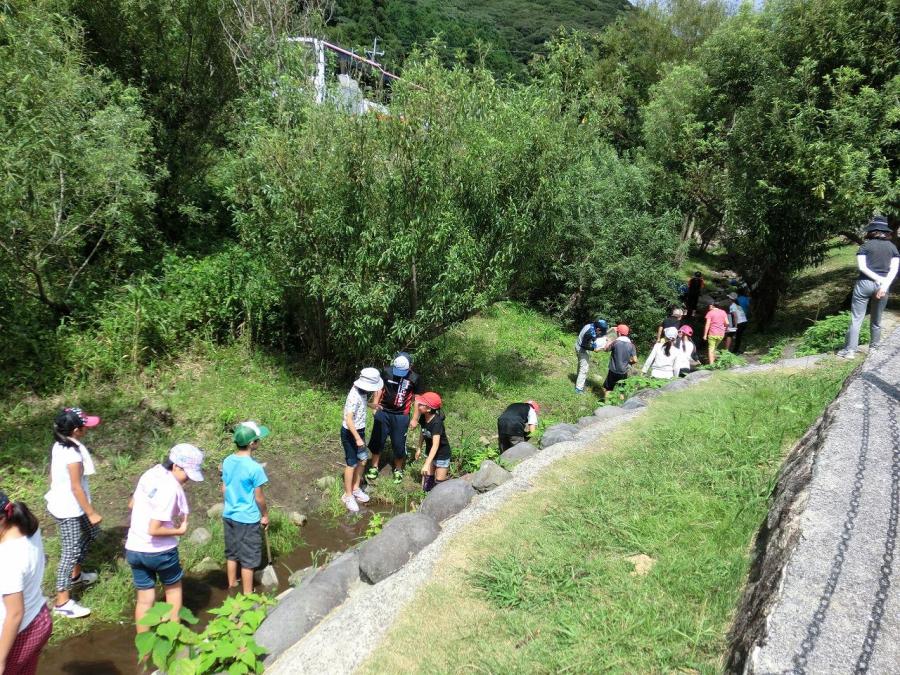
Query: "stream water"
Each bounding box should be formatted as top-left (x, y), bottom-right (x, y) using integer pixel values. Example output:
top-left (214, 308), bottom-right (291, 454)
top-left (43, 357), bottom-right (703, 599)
top-left (38, 506), bottom-right (398, 674)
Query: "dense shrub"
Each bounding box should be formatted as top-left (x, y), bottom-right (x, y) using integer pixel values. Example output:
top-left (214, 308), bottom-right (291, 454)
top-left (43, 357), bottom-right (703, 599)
top-left (61, 247), bottom-right (282, 379)
top-left (796, 311), bottom-right (868, 356)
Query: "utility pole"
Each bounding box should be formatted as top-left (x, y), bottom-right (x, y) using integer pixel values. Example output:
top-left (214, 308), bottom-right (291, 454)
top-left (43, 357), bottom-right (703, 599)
top-left (365, 37), bottom-right (384, 64)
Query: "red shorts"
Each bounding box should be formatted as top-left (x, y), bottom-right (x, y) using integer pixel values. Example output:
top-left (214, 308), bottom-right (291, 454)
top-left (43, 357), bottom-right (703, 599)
top-left (4, 604), bottom-right (52, 675)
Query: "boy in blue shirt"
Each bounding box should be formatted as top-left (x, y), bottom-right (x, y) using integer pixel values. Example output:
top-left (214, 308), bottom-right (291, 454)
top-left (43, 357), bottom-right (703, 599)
top-left (222, 421), bottom-right (269, 594)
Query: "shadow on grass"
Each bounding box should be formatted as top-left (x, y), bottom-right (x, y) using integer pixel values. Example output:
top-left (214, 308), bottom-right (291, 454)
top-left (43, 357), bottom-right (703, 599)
top-left (430, 334), bottom-right (549, 392)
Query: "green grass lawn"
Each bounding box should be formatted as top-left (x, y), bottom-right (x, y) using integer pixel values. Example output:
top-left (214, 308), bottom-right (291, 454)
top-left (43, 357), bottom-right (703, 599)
top-left (362, 361), bottom-right (854, 674)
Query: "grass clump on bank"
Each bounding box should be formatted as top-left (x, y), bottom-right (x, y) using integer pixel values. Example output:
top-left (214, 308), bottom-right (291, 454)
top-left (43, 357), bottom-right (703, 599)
top-left (362, 361), bottom-right (854, 673)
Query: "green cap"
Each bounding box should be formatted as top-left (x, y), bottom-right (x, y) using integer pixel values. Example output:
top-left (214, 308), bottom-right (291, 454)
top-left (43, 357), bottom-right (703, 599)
top-left (233, 421), bottom-right (270, 447)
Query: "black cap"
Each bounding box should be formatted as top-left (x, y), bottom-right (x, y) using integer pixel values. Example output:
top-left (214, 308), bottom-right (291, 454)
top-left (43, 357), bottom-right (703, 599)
top-left (54, 409), bottom-right (84, 435)
top-left (866, 215), bottom-right (891, 233)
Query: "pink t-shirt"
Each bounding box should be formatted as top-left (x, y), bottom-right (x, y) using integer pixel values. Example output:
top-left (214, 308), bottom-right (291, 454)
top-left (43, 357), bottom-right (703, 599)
top-left (125, 465), bottom-right (188, 553)
top-left (706, 307), bottom-right (729, 337)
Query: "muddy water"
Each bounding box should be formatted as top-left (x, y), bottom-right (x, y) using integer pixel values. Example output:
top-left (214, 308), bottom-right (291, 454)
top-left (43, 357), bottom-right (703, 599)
top-left (38, 506), bottom-right (398, 675)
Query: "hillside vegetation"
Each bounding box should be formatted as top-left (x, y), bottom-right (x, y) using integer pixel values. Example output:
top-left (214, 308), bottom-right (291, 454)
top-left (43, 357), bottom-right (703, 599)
top-left (2, 0), bottom-right (895, 389)
top-left (327, 0), bottom-right (630, 77)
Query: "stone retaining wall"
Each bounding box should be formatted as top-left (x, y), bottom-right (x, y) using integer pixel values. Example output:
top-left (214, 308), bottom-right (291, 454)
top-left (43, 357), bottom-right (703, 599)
top-left (256, 356), bottom-right (830, 672)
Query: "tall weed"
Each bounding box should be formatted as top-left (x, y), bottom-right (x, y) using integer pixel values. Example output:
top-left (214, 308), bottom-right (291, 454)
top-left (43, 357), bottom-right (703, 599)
top-left (796, 311), bottom-right (867, 356)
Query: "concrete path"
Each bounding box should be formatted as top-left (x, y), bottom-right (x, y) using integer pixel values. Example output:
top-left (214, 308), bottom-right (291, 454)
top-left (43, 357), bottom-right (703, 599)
top-left (749, 330), bottom-right (900, 674)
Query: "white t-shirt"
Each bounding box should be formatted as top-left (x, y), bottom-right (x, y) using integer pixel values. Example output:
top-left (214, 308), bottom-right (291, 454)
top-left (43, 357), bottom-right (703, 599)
top-left (674, 339), bottom-right (698, 373)
top-left (0, 530), bottom-right (47, 632)
top-left (45, 440), bottom-right (95, 519)
top-left (527, 408), bottom-right (538, 426)
top-left (642, 342), bottom-right (679, 379)
top-left (342, 387), bottom-right (369, 431)
top-left (729, 302), bottom-right (748, 325)
top-left (125, 465), bottom-right (189, 554)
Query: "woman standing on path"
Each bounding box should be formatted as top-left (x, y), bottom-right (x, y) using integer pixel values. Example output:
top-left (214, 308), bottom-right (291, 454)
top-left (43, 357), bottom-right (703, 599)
top-left (44, 408), bottom-right (103, 619)
top-left (125, 444), bottom-right (204, 632)
top-left (839, 216), bottom-right (899, 359)
top-left (0, 491), bottom-right (52, 675)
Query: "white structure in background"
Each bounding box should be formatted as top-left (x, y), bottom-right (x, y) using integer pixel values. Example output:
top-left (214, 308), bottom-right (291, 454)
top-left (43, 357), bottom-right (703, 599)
top-left (286, 37), bottom-right (394, 115)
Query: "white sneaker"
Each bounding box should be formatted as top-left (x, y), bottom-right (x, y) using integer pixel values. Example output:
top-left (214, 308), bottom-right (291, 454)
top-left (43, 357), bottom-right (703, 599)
top-left (352, 488), bottom-right (370, 503)
top-left (837, 349), bottom-right (856, 359)
top-left (341, 494), bottom-right (359, 513)
top-left (53, 599), bottom-right (91, 618)
top-left (72, 571), bottom-right (98, 585)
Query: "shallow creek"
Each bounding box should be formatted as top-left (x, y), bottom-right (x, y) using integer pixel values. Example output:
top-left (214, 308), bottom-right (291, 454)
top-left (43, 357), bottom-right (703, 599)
top-left (38, 505), bottom-right (398, 674)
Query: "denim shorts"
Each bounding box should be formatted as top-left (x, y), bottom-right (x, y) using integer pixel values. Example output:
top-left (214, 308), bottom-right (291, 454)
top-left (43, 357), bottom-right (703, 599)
top-left (341, 427), bottom-right (371, 467)
top-left (125, 547), bottom-right (183, 590)
top-left (434, 457), bottom-right (451, 469)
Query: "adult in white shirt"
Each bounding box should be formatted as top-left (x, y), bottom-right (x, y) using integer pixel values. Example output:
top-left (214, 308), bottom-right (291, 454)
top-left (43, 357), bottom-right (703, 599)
top-left (44, 408), bottom-right (103, 619)
top-left (0, 490), bottom-right (52, 675)
top-left (642, 327), bottom-right (680, 379)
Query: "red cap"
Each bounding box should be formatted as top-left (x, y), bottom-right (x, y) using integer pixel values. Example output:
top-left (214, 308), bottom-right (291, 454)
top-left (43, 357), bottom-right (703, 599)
top-left (615, 324), bottom-right (630, 336)
top-left (679, 325), bottom-right (694, 336)
top-left (416, 392), bottom-right (442, 410)
top-left (526, 400), bottom-right (540, 414)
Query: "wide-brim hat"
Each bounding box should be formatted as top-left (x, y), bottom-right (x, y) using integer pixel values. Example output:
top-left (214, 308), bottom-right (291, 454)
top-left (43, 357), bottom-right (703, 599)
top-left (866, 215), bottom-right (891, 233)
top-left (354, 367), bottom-right (384, 392)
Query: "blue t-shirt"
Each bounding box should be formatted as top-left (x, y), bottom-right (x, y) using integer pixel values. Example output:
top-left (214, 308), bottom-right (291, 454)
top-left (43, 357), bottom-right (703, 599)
top-left (222, 454), bottom-right (268, 524)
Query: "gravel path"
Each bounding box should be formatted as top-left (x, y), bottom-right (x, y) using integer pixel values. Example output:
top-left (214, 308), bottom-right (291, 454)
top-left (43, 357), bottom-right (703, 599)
top-left (266, 355), bottom-right (835, 675)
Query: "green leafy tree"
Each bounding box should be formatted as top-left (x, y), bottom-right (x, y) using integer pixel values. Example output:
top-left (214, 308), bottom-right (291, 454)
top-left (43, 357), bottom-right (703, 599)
top-left (0, 1), bottom-right (157, 319)
top-left (701, 1), bottom-right (899, 323)
top-left (215, 52), bottom-right (607, 362)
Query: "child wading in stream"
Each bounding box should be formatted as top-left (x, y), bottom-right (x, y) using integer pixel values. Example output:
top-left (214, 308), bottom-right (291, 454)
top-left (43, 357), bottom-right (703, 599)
top-left (44, 408), bottom-right (103, 619)
top-left (341, 368), bottom-right (384, 513)
top-left (415, 392), bottom-right (452, 492)
top-left (222, 421), bottom-right (269, 594)
top-left (125, 444), bottom-right (204, 632)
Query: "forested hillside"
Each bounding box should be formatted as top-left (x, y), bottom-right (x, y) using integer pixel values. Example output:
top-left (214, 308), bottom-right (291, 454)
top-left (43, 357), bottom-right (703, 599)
top-left (326, 0), bottom-right (630, 77)
top-left (1, 0), bottom-right (896, 391)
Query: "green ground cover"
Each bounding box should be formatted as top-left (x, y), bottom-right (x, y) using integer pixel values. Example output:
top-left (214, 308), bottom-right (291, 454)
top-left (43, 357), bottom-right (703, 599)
top-left (0, 301), bottom-right (606, 641)
top-left (0, 248), bottom-right (866, 643)
top-left (362, 361), bottom-right (854, 673)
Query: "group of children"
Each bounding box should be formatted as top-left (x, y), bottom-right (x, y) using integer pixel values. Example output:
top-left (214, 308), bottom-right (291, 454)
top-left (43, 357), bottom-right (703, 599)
top-left (574, 287), bottom-right (752, 395)
top-left (339, 353), bottom-right (450, 512)
top-left (0, 408), bottom-right (275, 673)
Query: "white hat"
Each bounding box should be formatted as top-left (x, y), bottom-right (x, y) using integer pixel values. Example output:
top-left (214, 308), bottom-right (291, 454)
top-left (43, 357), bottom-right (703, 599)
top-left (664, 326), bottom-right (679, 340)
top-left (354, 367), bottom-right (384, 392)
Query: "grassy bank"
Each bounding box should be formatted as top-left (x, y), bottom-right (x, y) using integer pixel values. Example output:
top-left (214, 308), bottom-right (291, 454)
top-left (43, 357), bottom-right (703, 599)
top-left (362, 361), bottom-right (854, 673)
top-left (0, 301), bottom-right (608, 641)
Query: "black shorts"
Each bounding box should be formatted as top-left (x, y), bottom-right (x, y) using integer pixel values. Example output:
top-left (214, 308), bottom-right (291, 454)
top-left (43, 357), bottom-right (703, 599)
top-left (603, 370), bottom-right (628, 391)
top-left (223, 518), bottom-right (263, 569)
